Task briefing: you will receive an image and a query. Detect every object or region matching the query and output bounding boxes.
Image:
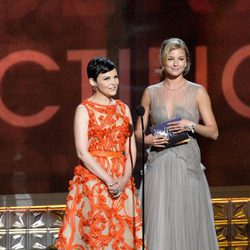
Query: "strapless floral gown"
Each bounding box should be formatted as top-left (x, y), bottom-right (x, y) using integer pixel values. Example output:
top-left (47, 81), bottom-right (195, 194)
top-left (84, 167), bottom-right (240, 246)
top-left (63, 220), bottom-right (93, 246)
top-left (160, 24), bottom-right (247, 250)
top-left (56, 99), bottom-right (143, 250)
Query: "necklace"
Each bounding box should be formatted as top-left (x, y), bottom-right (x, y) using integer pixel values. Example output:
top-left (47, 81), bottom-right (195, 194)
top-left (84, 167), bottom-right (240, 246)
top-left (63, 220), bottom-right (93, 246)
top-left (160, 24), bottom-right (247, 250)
top-left (163, 81), bottom-right (187, 91)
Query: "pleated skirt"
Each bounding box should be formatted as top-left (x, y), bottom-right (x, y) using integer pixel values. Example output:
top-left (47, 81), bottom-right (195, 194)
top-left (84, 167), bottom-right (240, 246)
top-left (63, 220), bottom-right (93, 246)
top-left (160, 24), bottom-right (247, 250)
top-left (143, 148), bottom-right (219, 250)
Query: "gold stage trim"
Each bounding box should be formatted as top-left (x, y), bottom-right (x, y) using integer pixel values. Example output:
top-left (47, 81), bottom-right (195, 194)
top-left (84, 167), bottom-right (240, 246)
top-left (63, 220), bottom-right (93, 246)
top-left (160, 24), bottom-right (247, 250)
top-left (0, 198), bottom-right (249, 249)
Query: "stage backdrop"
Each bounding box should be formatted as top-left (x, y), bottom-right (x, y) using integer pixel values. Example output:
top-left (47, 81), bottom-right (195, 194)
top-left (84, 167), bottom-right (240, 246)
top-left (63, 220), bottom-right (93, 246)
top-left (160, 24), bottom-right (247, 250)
top-left (0, 0), bottom-right (249, 194)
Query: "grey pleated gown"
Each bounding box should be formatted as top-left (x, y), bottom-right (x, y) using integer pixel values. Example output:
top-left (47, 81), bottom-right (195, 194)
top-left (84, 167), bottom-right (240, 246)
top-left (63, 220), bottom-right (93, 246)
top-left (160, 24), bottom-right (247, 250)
top-left (144, 81), bottom-right (219, 250)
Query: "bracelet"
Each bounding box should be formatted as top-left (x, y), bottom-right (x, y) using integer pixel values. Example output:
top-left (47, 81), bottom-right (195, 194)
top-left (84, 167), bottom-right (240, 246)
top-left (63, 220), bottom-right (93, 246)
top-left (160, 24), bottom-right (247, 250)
top-left (190, 123), bottom-right (196, 133)
top-left (184, 123), bottom-right (196, 133)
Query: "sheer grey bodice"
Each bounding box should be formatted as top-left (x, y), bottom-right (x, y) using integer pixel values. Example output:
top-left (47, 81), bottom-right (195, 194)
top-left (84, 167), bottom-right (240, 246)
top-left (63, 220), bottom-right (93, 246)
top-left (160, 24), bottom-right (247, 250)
top-left (146, 81), bottom-right (203, 173)
top-left (147, 81), bottom-right (201, 126)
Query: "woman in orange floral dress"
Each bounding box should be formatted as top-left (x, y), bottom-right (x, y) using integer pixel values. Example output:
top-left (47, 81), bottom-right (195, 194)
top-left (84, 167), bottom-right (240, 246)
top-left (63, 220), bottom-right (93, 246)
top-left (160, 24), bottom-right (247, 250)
top-left (56, 57), bottom-right (143, 250)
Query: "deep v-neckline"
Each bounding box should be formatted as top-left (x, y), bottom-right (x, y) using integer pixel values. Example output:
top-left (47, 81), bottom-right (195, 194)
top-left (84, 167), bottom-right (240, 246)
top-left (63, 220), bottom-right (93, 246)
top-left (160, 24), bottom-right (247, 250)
top-left (161, 81), bottom-right (188, 120)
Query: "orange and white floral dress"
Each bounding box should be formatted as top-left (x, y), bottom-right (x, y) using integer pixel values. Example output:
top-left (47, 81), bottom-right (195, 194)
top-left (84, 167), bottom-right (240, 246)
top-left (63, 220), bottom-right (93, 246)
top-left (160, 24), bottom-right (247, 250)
top-left (56, 99), bottom-right (143, 250)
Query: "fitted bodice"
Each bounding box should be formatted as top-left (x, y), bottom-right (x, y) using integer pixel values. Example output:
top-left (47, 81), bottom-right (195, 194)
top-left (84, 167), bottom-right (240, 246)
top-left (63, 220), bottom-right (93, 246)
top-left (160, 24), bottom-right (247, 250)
top-left (147, 81), bottom-right (201, 126)
top-left (146, 81), bottom-right (203, 172)
top-left (82, 99), bottom-right (130, 153)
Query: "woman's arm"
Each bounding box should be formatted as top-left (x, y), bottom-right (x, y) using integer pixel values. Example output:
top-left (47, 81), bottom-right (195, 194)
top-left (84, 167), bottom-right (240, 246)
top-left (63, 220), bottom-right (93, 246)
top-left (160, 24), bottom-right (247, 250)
top-left (123, 105), bottom-right (137, 182)
top-left (167, 86), bottom-right (219, 140)
top-left (74, 104), bottom-right (114, 185)
top-left (135, 89), bottom-right (150, 143)
top-left (135, 89), bottom-right (168, 147)
top-left (194, 86), bottom-right (219, 140)
top-left (108, 105), bottom-right (137, 197)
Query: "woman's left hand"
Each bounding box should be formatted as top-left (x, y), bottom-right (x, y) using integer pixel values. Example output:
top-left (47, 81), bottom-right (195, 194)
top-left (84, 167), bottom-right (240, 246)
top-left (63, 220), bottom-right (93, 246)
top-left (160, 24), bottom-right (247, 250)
top-left (167, 119), bottom-right (195, 133)
top-left (108, 176), bottom-right (127, 198)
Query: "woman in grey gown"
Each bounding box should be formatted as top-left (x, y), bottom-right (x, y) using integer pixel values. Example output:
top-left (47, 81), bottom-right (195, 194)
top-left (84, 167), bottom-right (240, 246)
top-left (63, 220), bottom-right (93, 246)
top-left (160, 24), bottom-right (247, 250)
top-left (135, 38), bottom-right (219, 250)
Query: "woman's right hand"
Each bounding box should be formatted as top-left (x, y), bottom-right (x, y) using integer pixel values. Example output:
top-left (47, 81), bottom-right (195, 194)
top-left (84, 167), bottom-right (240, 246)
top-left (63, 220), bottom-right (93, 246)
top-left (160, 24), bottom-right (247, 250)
top-left (107, 180), bottom-right (121, 198)
top-left (145, 134), bottom-right (168, 147)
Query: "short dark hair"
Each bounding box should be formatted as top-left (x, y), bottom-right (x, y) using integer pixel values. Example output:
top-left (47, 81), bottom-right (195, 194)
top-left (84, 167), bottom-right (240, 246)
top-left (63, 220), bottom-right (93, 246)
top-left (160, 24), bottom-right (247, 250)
top-left (87, 57), bottom-right (116, 81)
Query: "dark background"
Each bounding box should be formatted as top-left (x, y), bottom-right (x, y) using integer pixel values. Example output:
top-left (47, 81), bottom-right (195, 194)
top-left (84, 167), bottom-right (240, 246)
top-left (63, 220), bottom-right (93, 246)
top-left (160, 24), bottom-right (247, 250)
top-left (0, 0), bottom-right (249, 194)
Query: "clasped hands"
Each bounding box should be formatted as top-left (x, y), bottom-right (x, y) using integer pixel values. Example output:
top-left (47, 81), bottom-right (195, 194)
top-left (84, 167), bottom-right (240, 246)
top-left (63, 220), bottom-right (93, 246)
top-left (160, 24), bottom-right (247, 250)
top-left (107, 177), bottom-right (126, 198)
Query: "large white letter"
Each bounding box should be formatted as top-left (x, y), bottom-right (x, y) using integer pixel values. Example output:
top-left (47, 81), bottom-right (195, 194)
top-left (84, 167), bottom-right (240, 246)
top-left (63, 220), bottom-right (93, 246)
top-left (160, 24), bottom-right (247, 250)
top-left (222, 45), bottom-right (250, 118)
top-left (0, 50), bottom-right (60, 127)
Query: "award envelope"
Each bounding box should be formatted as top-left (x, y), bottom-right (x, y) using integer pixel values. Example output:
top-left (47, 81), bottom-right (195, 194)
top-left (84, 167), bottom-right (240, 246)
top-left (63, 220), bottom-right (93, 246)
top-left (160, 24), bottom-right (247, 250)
top-left (150, 117), bottom-right (190, 147)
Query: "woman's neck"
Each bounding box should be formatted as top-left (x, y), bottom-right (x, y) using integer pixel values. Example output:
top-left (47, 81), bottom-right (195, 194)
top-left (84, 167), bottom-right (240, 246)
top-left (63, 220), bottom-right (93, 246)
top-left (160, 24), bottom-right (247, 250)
top-left (163, 77), bottom-right (187, 91)
top-left (89, 93), bottom-right (115, 105)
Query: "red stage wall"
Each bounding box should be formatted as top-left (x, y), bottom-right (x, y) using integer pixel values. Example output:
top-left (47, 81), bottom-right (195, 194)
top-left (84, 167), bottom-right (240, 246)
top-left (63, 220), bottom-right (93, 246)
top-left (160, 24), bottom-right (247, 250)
top-left (0, 0), bottom-right (249, 194)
